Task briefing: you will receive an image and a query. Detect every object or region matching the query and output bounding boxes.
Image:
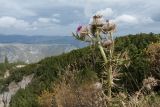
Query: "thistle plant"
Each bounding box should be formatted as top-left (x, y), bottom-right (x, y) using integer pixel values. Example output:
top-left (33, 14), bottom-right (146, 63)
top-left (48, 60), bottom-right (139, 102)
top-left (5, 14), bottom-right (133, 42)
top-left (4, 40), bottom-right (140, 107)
top-left (73, 15), bottom-right (117, 100)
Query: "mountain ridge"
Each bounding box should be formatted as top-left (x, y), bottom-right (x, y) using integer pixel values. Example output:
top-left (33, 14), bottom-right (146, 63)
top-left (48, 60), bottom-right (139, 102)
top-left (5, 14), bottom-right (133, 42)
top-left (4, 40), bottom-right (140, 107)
top-left (0, 34), bottom-right (86, 47)
top-left (0, 34), bottom-right (87, 63)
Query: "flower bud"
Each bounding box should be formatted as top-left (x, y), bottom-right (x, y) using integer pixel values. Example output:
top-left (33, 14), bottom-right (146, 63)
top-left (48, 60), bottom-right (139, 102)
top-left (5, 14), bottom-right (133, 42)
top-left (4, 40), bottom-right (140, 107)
top-left (102, 40), bottom-right (112, 48)
top-left (77, 25), bottom-right (89, 38)
top-left (102, 21), bottom-right (116, 34)
top-left (90, 15), bottom-right (105, 27)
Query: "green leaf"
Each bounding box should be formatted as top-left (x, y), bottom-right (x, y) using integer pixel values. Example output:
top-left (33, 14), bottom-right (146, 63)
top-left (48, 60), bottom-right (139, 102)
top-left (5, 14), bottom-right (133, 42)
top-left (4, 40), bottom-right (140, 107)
top-left (72, 32), bottom-right (85, 41)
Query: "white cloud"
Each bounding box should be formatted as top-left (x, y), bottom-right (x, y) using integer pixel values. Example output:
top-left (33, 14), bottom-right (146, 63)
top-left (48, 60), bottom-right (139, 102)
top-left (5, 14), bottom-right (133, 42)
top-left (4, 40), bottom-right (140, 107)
top-left (114, 14), bottom-right (138, 24)
top-left (38, 17), bottom-right (60, 23)
top-left (0, 16), bottom-right (16, 28)
top-left (52, 13), bottom-right (60, 17)
top-left (95, 8), bottom-right (113, 17)
top-left (52, 18), bottom-right (60, 23)
top-left (0, 16), bottom-right (60, 32)
top-left (84, 4), bottom-right (93, 17)
top-left (38, 18), bottom-right (51, 23)
top-left (90, 8), bottom-right (154, 26)
top-left (0, 16), bottom-right (30, 29)
top-left (113, 15), bottom-right (154, 25)
top-left (0, 0), bottom-right (159, 36)
top-left (0, 0), bottom-right (37, 18)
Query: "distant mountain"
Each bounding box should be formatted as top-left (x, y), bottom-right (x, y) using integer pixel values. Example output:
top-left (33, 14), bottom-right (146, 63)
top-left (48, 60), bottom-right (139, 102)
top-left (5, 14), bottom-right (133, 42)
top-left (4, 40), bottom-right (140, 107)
top-left (0, 43), bottom-right (77, 63)
top-left (0, 35), bottom-right (87, 63)
top-left (0, 34), bottom-right (86, 47)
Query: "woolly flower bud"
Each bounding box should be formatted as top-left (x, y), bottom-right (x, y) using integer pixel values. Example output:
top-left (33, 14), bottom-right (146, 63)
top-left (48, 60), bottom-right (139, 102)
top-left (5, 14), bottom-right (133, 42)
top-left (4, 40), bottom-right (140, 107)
top-left (90, 15), bottom-right (105, 27)
top-left (77, 25), bottom-right (89, 38)
top-left (102, 40), bottom-right (112, 48)
top-left (102, 21), bottom-right (116, 34)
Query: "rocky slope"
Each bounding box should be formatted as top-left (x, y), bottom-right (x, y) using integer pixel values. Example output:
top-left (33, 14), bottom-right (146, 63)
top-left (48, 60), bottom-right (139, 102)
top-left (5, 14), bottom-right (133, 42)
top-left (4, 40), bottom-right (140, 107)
top-left (0, 43), bottom-right (77, 63)
top-left (0, 35), bottom-right (87, 63)
top-left (0, 74), bottom-right (34, 107)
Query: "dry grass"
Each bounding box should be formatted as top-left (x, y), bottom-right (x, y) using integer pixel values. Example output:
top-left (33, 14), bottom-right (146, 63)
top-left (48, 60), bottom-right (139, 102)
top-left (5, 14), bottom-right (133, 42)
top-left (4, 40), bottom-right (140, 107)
top-left (52, 68), bottom-right (107, 107)
top-left (38, 43), bottom-right (160, 107)
top-left (38, 70), bottom-right (160, 107)
top-left (38, 66), bottom-right (107, 107)
top-left (110, 92), bottom-right (160, 107)
top-left (38, 90), bottom-right (54, 107)
top-left (38, 62), bottom-right (160, 107)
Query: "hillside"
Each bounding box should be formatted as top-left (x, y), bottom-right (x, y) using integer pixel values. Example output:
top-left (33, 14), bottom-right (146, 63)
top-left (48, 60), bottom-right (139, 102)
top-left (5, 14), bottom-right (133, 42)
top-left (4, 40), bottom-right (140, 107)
top-left (0, 33), bottom-right (160, 107)
top-left (0, 44), bottom-right (77, 63)
top-left (0, 35), bottom-right (88, 63)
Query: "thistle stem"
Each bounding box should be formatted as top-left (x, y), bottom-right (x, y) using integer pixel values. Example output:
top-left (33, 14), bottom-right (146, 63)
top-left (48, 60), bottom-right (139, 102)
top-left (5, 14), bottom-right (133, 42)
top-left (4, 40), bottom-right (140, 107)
top-left (96, 30), bottom-right (112, 100)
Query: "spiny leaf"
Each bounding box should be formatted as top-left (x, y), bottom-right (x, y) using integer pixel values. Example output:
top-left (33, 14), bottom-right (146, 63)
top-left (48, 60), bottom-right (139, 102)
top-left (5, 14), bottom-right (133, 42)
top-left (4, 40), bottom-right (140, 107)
top-left (72, 32), bottom-right (85, 41)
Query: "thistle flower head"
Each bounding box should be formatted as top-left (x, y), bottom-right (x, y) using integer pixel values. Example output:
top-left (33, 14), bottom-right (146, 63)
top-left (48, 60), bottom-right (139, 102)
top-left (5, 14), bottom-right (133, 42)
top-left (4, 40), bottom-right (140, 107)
top-left (102, 21), bottom-right (116, 34)
top-left (77, 25), bottom-right (89, 38)
top-left (76, 25), bottom-right (82, 33)
top-left (74, 15), bottom-right (116, 42)
top-left (90, 15), bottom-right (105, 27)
top-left (102, 40), bottom-right (112, 48)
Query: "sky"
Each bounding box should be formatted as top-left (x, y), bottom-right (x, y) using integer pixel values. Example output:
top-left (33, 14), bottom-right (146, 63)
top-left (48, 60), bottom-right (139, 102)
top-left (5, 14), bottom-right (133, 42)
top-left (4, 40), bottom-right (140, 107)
top-left (0, 0), bottom-right (159, 36)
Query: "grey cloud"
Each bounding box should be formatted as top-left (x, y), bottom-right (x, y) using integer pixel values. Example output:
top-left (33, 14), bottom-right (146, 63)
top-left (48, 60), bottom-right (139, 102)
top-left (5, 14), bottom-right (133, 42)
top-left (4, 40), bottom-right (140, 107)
top-left (0, 0), bottom-right (159, 36)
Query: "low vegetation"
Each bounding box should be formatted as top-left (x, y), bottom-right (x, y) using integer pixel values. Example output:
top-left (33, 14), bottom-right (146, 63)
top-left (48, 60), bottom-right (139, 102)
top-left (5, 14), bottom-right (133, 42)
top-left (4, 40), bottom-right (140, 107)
top-left (0, 33), bottom-right (159, 107)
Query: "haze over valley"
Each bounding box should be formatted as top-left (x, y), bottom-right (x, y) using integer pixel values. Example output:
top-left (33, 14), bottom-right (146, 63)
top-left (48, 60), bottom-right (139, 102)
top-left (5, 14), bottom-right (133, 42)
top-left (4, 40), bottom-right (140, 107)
top-left (0, 35), bottom-right (85, 63)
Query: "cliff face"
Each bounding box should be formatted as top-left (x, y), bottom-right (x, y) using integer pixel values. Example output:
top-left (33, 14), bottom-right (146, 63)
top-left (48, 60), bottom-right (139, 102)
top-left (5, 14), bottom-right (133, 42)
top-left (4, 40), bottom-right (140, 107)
top-left (0, 74), bottom-right (34, 107)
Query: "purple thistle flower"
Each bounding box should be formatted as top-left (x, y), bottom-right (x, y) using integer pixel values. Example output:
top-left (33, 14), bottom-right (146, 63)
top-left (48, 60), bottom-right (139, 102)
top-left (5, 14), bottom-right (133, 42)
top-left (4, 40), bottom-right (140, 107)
top-left (76, 25), bottom-right (82, 33)
top-left (76, 25), bottom-right (89, 38)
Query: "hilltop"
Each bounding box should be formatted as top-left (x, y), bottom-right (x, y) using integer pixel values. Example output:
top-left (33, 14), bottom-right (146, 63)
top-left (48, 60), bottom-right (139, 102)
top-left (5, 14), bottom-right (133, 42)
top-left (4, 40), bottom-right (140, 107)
top-left (0, 33), bottom-right (160, 107)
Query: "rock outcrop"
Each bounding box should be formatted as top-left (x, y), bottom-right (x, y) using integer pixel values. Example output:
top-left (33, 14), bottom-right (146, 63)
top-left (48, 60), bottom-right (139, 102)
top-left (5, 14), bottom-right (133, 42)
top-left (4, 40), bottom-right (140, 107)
top-left (0, 74), bottom-right (34, 107)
